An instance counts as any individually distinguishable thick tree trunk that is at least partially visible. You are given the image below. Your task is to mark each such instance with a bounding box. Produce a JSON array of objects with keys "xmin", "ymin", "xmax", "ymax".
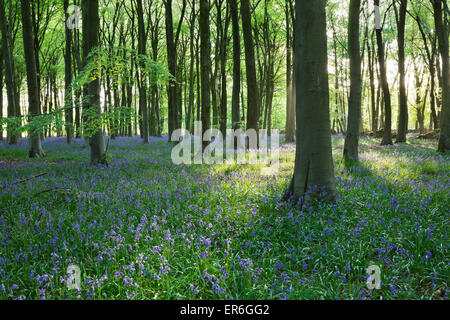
[
  {"xmin": 343, "ymin": 0, "xmax": 362, "ymax": 165},
  {"xmin": 21, "ymin": 0, "xmax": 45, "ymax": 158},
  {"xmin": 285, "ymin": 0, "xmax": 336, "ymax": 205},
  {"xmin": 433, "ymin": 0, "xmax": 450, "ymax": 152},
  {"xmin": 83, "ymin": 0, "xmax": 106, "ymax": 165},
  {"xmin": 374, "ymin": 0, "xmax": 393, "ymax": 145},
  {"xmin": 395, "ymin": 0, "xmax": 408, "ymax": 143}
]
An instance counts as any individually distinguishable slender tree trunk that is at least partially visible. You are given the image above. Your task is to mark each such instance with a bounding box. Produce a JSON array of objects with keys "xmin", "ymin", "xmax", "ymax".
[
  {"xmin": 240, "ymin": 0, "xmax": 259, "ymax": 139},
  {"xmin": 343, "ymin": 0, "xmax": 362, "ymax": 165},
  {"xmin": 0, "ymin": 48, "xmax": 2, "ymax": 141},
  {"xmin": 284, "ymin": 0, "xmax": 336, "ymax": 205},
  {"xmin": 395, "ymin": 0, "xmax": 408, "ymax": 143},
  {"xmin": 136, "ymin": 0, "xmax": 149, "ymax": 143},
  {"xmin": 200, "ymin": 0, "xmax": 211, "ymax": 149},
  {"xmin": 0, "ymin": 0, "xmax": 18, "ymax": 144},
  {"xmin": 21, "ymin": 0, "xmax": 45, "ymax": 158},
  {"xmin": 219, "ymin": 1, "xmax": 230, "ymax": 135},
  {"xmin": 165, "ymin": 0, "xmax": 178, "ymax": 138},
  {"xmin": 229, "ymin": 0, "xmax": 240, "ymax": 134},
  {"xmin": 374, "ymin": 0, "xmax": 393, "ymax": 145},
  {"xmin": 187, "ymin": 1, "xmax": 196, "ymax": 133},
  {"xmin": 64, "ymin": 0, "xmax": 74, "ymax": 144}
]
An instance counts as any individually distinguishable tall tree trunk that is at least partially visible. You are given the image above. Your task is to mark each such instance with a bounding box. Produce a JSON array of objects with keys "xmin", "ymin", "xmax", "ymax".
[
  {"xmin": 240, "ymin": 0, "xmax": 259, "ymax": 139},
  {"xmin": 0, "ymin": 0, "xmax": 18, "ymax": 144},
  {"xmin": 343, "ymin": 0, "xmax": 362, "ymax": 165},
  {"xmin": 0, "ymin": 48, "xmax": 2, "ymax": 141},
  {"xmin": 64, "ymin": 0, "xmax": 74, "ymax": 144},
  {"xmin": 219, "ymin": 1, "xmax": 230, "ymax": 135},
  {"xmin": 433, "ymin": 0, "xmax": 450, "ymax": 152},
  {"xmin": 21, "ymin": 0, "xmax": 45, "ymax": 158},
  {"xmin": 374, "ymin": 0, "xmax": 393, "ymax": 145},
  {"xmin": 229, "ymin": 0, "xmax": 240, "ymax": 134},
  {"xmin": 186, "ymin": 1, "xmax": 196, "ymax": 133},
  {"xmin": 83, "ymin": 0, "xmax": 106, "ymax": 165},
  {"xmin": 200, "ymin": 0, "xmax": 211, "ymax": 149},
  {"xmin": 165, "ymin": 0, "xmax": 178, "ymax": 138},
  {"xmin": 284, "ymin": 0, "xmax": 336, "ymax": 205},
  {"xmin": 136, "ymin": 0, "xmax": 149, "ymax": 143},
  {"xmin": 285, "ymin": 0, "xmax": 295, "ymax": 143},
  {"xmin": 395, "ymin": 0, "xmax": 408, "ymax": 143}
]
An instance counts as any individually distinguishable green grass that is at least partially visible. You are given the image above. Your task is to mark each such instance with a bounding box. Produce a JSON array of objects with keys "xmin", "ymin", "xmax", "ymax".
[{"xmin": 0, "ymin": 135, "xmax": 448, "ymax": 300}]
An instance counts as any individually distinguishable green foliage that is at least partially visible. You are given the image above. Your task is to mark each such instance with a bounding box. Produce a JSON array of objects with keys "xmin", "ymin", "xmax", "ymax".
[{"xmin": 1, "ymin": 45, "xmax": 171, "ymax": 139}]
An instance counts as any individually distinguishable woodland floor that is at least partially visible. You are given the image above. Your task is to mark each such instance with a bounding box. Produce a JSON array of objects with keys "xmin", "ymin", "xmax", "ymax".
[{"xmin": 0, "ymin": 135, "xmax": 448, "ymax": 300}]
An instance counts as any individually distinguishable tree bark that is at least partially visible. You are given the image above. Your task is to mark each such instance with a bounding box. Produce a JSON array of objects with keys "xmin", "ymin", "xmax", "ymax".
[
  {"xmin": 285, "ymin": 0, "xmax": 336, "ymax": 205},
  {"xmin": 240, "ymin": 0, "xmax": 259, "ymax": 138},
  {"xmin": 64, "ymin": 0, "xmax": 74, "ymax": 144},
  {"xmin": 200, "ymin": 0, "xmax": 211, "ymax": 149},
  {"xmin": 229, "ymin": 0, "xmax": 240, "ymax": 135},
  {"xmin": 83, "ymin": 0, "xmax": 106, "ymax": 165},
  {"xmin": 164, "ymin": 0, "xmax": 178, "ymax": 138},
  {"xmin": 395, "ymin": 0, "xmax": 408, "ymax": 143},
  {"xmin": 374, "ymin": 0, "xmax": 393, "ymax": 145},
  {"xmin": 343, "ymin": 0, "xmax": 362, "ymax": 165},
  {"xmin": 285, "ymin": 0, "xmax": 295, "ymax": 143},
  {"xmin": 21, "ymin": 0, "xmax": 45, "ymax": 158},
  {"xmin": 0, "ymin": 0, "xmax": 18, "ymax": 144},
  {"xmin": 136, "ymin": 0, "xmax": 149, "ymax": 143},
  {"xmin": 433, "ymin": 0, "xmax": 450, "ymax": 152}
]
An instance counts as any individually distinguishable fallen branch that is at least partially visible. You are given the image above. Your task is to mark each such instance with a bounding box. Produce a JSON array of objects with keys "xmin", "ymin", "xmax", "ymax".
[
  {"xmin": 3, "ymin": 172, "xmax": 48, "ymax": 189},
  {"xmin": 33, "ymin": 187, "xmax": 71, "ymax": 198}
]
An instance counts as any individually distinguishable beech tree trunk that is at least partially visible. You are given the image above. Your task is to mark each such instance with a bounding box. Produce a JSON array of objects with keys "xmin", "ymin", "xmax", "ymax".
[
  {"xmin": 374, "ymin": 0, "xmax": 393, "ymax": 146},
  {"xmin": 83, "ymin": 0, "xmax": 106, "ymax": 165},
  {"xmin": 200, "ymin": 0, "xmax": 211, "ymax": 149},
  {"xmin": 343, "ymin": 0, "xmax": 362, "ymax": 165},
  {"xmin": 21, "ymin": 0, "xmax": 45, "ymax": 158},
  {"xmin": 395, "ymin": 0, "xmax": 408, "ymax": 143},
  {"xmin": 229, "ymin": 0, "xmax": 240, "ymax": 133},
  {"xmin": 64, "ymin": 0, "xmax": 74, "ymax": 144},
  {"xmin": 284, "ymin": 0, "xmax": 336, "ymax": 205},
  {"xmin": 433, "ymin": 0, "xmax": 450, "ymax": 152},
  {"xmin": 240, "ymin": 0, "xmax": 259, "ymax": 137},
  {"xmin": 136, "ymin": 0, "xmax": 149, "ymax": 143},
  {"xmin": 0, "ymin": 0, "xmax": 18, "ymax": 144}
]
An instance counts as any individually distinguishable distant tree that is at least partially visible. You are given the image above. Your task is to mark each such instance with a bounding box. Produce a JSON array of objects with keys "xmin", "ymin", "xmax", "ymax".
[{"xmin": 284, "ymin": 0, "xmax": 336, "ymax": 205}]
